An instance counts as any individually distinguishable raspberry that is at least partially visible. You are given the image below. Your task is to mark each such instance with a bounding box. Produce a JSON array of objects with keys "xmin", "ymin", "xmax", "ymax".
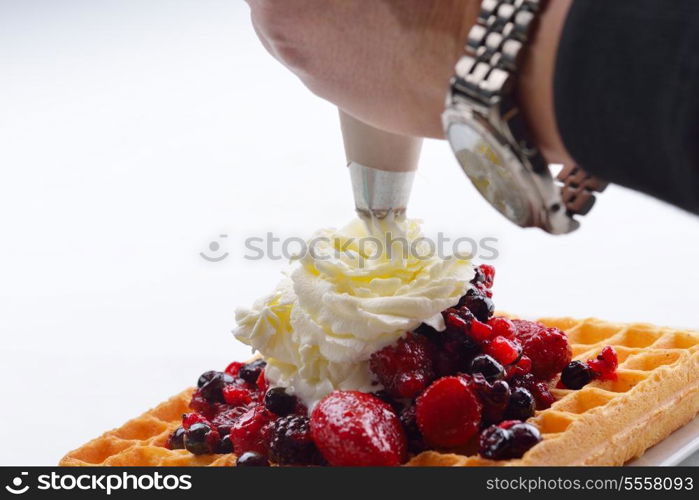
[
  {"xmin": 416, "ymin": 376, "xmax": 482, "ymax": 448},
  {"xmin": 224, "ymin": 361, "xmax": 244, "ymax": 377},
  {"xmin": 269, "ymin": 415, "xmax": 322, "ymax": 466},
  {"xmin": 222, "ymin": 385, "xmax": 253, "ymax": 407},
  {"xmin": 529, "ymin": 381, "xmax": 555, "ymax": 409},
  {"xmin": 587, "ymin": 346, "xmax": 618, "ymax": 381},
  {"xmin": 229, "ymin": 404, "xmax": 274, "ymax": 456},
  {"xmin": 488, "ymin": 317, "xmax": 516, "ymax": 338},
  {"xmin": 484, "ymin": 336, "xmax": 521, "ymax": 365},
  {"xmin": 369, "ymin": 332, "xmax": 435, "ymax": 399},
  {"xmin": 310, "ymin": 391, "xmax": 406, "ymax": 466},
  {"xmin": 512, "ymin": 320, "xmax": 571, "ymax": 380}
]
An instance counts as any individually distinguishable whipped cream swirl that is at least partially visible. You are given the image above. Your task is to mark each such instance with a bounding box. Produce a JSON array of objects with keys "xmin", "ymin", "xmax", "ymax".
[{"xmin": 233, "ymin": 217, "xmax": 474, "ymax": 409}]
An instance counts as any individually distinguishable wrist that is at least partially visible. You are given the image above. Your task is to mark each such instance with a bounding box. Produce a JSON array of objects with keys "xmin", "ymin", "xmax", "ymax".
[{"xmin": 516, "ymin": 0, "xmax": 574, "ymax": 165}]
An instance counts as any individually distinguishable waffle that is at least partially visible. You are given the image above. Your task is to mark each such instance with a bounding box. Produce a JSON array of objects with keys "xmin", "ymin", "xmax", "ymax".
[{"xmin": 60, "ymin": 317, "xmax": 699, "ymax": 466}]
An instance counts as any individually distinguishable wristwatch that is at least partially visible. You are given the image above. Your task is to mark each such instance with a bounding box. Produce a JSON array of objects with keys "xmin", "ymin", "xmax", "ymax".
[{"xmin": 443, "ymin": 0, "xmax": 607, "ymax": 234}]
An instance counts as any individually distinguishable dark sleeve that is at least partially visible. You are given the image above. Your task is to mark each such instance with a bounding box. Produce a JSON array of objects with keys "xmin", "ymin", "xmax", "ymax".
[{"xmin": 553, "ymin": 0, "xmax": 699, "ymax": 214}]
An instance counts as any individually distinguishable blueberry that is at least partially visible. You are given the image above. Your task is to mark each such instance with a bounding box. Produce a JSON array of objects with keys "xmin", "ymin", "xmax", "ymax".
[
  {"xmin": 185, "ymin": 422, "xmax": 217, "ymax": 455},
  {"xmin": 458, "ymin": 289, "xmax": 494, "ymax": 322},
  {"xmin": 478, "ymin": 425, "xmax": 512, "ymax": 459},
  {"xmin": 199, "ymin": 371, "xmax": 236, "ymax": 403},
  {"xmin": 168, "ymin": 426, "xmax": 185, "ymax": 450},
  {"xmin": 505, "ymin": 387, "xmax": 535, "ymax": 421},
  {"xmin": 236, "ymin": 451, "xmax": 270, "ymax": 467},
  {"xmin": 239, "ymin": 359, "xmax": 267, "ymax": 384},
  {"xmin": 216, "ymin": 434, "xmax": 233, "ymax": 454},
  {"xmin": 469, "ymin": 354, "xmax": 504, "ymax": 382},
  {"xmin": 561, "ymin": 360, "xmax": 593, "ymax": 390},
  {"xmin": 197, "ymin": 370, "xmax": 217, "ymax": 388},
  {"xmin": 478, "ymin": 422, "xmax": 541, "ymax": 460},
  {"xmin": 508, "ymin": 423, "xmax": 541, "ymax": 457},
  {"xmin": 264, "ymin": 387, "xmax": 298, "ymax": 416}
]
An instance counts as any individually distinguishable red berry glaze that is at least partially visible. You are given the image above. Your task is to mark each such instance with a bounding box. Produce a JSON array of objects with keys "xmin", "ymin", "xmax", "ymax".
[
  {"xmin": 416, "ymin": 376, "xmax": 482, "ymax": 448},
  {"xmin": 222, "ymin": 385, "xmax": 253, "ymax": 407},
  {"xmin": 369, "ymin": 332, "xmax": 435, "ymax": 399},
  {"xmin": 310, "ymin": 391, "xmax": 406, "ymax": 466},
  {"xmin": 229, "ymin": 404, "xmax": 274, "ymax": 456},
  {"xmin": 182, "ymin": 412, "xmax": 208, "ymax": 430},
  {"xmin": 484, "ymin": 336, "xmax": 521, "ymax": 365}
]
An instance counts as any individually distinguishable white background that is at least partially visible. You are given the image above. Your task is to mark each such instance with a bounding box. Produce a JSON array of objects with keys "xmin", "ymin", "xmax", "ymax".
[{"xmin": 0, "ymin": 0, "xmax": 697, "ymax": 465}]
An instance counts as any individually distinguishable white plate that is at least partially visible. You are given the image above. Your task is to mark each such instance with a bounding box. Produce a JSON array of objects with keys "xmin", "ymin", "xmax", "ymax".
[{"xmin": 627, "ymin": 417, "xmax": 699, "ymax": 466}]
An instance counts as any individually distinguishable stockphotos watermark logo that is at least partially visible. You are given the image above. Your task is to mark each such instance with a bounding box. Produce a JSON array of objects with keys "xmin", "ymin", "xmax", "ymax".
[
  {"xmin": 3, "ymin": 471, "xmax": 192, "ymax": 495},
  {"xmin": 199, "ymin": 231, "xmax": 499, "ymax": 265}
]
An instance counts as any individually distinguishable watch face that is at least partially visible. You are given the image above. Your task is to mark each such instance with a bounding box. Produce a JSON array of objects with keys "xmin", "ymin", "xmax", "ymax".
[{"xmin": 447, "ymin": 121, "xmax": 532, "ymax": 227}]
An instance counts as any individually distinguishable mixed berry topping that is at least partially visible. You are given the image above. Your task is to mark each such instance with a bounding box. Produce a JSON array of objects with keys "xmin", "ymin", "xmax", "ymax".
[
  {"xmin": 165, "ymin": 264, "xmax": 579, "ymax": 465},
  {"xmin": 560, "ymin": 346, "xmax": 618, "ymax": 389}
]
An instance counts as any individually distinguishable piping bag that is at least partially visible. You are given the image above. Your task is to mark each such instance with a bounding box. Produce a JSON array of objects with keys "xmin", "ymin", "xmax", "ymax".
[{"xmin": 340, "ymin": 110, "xmax": 422, "ymax": 227}]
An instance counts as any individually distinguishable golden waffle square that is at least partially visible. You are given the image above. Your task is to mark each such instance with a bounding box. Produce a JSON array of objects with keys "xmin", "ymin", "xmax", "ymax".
[{"xmin": 60, "ymin": 318, "xmax": 699, "ymax": 466}]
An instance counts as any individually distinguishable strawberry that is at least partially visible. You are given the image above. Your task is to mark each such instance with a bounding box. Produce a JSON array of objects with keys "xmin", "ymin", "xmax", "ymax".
[
  {"xmin": 415, "ymin": 376, "xmax": 482, "ymax": 448},
  {"xmin": 310, "ymin": 391, "xmax": 406, "ymax": 466}
]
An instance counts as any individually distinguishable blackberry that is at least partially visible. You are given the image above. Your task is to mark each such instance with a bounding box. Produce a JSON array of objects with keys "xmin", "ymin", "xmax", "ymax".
[
  {"xmin": 504, "ymin": 387, "xmax": 535, "ymax": 421},
  {"xmin": 168, "ymin": 426, "xmax": 185, "ymax": 450},
  {"xmin": 199, "ymin": 371, "xmax": 236, "ymax": 403},
  {"xmin": 458, "ymin": 289, "xmax": 494, "ymax": 322},
  {"xmin": 264, "ymin": 387, "xmax": 298, "ymax": 416},
  {"xmin": 561, "ymin": 360, "xmax": 593, "ymax": 389},
  {"xmin": 185, "ymin": 422, "xmax": 219, "ymax": 455},
  {"xmin": 268, "ymin": 415, "xmax": 322, "ymax": 466},
  {"xmin": 236, "ymin": 451, "xmax": 270, "ymax": 467},
  {"xmin": 469, "ymin": 354, "xmax": 504, "ymax": 382},
  {"xmin": 239, "ymin": 359, "xmax": 267, "ymax": 385},
  {"xmin": 399, "ymin": 404, "xmax": 426, "ymax": 454}
]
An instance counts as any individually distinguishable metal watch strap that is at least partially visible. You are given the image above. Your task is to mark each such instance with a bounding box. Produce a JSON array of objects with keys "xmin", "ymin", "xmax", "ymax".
[{"xmin": 451, "ymin": 0, "xmax": 608, "ymax": 217}]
